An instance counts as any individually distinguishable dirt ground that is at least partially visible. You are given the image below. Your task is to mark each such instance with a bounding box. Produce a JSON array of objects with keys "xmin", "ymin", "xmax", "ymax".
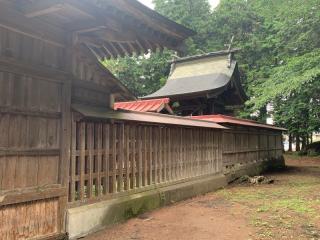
[{"xmin": 84, "ymin": 154, "xmax": 320, "ymax": 240}]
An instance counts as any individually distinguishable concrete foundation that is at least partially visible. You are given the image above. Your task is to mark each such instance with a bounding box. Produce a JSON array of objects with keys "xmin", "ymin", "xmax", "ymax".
[
  {"xmin": 66, "ymin": 157, "xmax": 285, "ymax": 239},
  {"xmin": 67, "ymin": 174, "xmax": 227, "ymax": 239}
]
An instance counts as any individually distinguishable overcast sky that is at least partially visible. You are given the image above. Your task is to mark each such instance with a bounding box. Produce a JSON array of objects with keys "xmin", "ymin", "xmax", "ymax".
[{"xmin": 138, "ymin": 0, "xmax": 220, "ymax": 10}]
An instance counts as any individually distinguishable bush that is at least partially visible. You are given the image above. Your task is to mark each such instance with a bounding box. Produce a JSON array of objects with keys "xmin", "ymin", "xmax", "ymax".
[{"xmin": 306, "ymin": 141, "xmax": 320, "ymax": 156}]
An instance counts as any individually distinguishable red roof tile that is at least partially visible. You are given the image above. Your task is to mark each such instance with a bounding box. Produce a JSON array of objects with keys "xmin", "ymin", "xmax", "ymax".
[
  {"xmin": 114, "ymin": 98, "xmax": 173, "ymax": 114},
  {"xmin": 190, "ymin": 114, "xmax": 286, "ymax": 131}
]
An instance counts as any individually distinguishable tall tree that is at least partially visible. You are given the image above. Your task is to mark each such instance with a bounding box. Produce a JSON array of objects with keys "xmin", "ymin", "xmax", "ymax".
[{"xmin": 103, "ymin": 0, "xmax": 320, "ymax": 150}]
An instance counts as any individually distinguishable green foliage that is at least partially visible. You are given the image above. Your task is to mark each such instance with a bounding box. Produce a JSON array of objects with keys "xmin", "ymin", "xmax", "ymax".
[
  {"xmin": 103, "ymin": 0, "xmax": 320, "ymax": 146},
  {"xmin": 103, "ymin": 50, "xmax": 172, "ymax": 97}
]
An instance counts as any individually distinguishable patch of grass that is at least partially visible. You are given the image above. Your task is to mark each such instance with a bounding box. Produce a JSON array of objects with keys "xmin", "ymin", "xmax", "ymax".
[
  {"xmin": 218, "ymin": 159, "xmax": 320, "ymax": 240},
  {"xmin": 273, "ymin": 198, "xmax": 316, "ymax": 214}
]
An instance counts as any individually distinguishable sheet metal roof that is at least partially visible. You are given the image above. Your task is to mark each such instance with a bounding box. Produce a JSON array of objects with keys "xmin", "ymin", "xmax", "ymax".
[
  {"xmin": 191, "ymin": 115, "xmax": 286, "ymax": 131},
  {"xmin": 72, "ymin": 104, "xmax": 226, "ymax": 129},
  {"xmin": 143, "ymin": 52, "xmax": 247, "ymax": 101},
  {"xmin": 114, "ymin": 98, "xmax": 173, "ymax": 114}
]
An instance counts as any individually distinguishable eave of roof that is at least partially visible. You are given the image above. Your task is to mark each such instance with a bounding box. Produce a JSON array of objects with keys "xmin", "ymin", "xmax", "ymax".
[
  {"xmin": 119, "ymin": 0, "xmax": 196, "ymax": 38},
  {"xmin": 142, "ymin": 59, "xmax": 238, "ymax": 100},
  {"xmin": 3, "ymin": 0, "xmax": 195, "ymax": 59},
  {"xmin": 114, "ymin": 98, "xmax": 173, "ymax": 113},
  {"xmin": 72, "ymin": 104, "xmax": 227, "ymax": 129},
  {"xmin": 191, "ymin": 115, "xmax": 287, "ymax": 131}
]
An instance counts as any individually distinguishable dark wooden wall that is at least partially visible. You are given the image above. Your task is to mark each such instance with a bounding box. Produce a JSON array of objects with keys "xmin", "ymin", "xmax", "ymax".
[
  {"xmin": 0, "ymin": 16, "xmax": 70, "ymax": 239},
  {"xmin": 0, "ymin": 9, "xmax": 133, "ymax": 237}
]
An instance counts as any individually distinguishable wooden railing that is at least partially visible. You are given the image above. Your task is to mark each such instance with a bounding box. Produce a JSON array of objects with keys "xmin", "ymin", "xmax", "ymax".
[{"xmin": 68, "ymin": 120, "xmax": 222, "ymax": 203}]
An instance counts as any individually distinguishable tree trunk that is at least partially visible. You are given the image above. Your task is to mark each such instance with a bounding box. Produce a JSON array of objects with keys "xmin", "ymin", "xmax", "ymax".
[
  {"xmin": 288, "ymin": 134, "xmax": 293, "ymax": 152},
  {"xmin": 302, "ymin": 135, "xmax": 306, "ymax": 151},
  {"xmin": 296, "ymin": 135, "xmax": 301, "ymax": 152}
]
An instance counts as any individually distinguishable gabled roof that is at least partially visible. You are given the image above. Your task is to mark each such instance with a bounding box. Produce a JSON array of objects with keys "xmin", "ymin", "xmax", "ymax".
[
  {"xmin": 190, "ymin": 115, "xmax": 286, "ymax": 131},
  {"xmin": 114, "ymin": 98, "xmax": 173, "ymax": 114},
  {"xmin": 73, "ymin": 104, "xmax": 227, "ymax": 129},
  {"xmin": 142, "ymin": 50, "xmax": 247, "ymax": 102}
]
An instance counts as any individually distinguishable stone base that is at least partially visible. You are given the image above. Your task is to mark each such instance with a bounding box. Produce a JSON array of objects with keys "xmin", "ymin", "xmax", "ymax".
[{"xmin": 67, "ymin": 174, "xmax": 227, "ymax": 239}]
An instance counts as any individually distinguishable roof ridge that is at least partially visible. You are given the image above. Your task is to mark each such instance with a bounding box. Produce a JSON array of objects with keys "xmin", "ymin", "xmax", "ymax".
[{"xmin": 170, "ymin": 48, "xmax": 241, "ymax": 64}]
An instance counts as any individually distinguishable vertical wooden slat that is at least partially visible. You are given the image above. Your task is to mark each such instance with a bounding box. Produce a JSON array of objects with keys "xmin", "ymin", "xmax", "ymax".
[
  {"xmin": 79, "ymin": 122, "xmax": 85, "ymax": 200},
  {"xmin": 125, "ymin": 125, "xmax": 130, "ymax": 191},
  {"xmin": 70, "ymin": 119, "xmax": 76, "ymax": 202},
  {"xmin": 154, "ymin": 127, "xmax": 158, "ymax": 184},
  {"xmin": 148, "ymin": 127, "xmax": 152, "ymax": 185},
  {"xmin": 163, "ymin": 127, "xmax": 167, "ymax": 182},
  {"xmin": 180, "ymin": 128, "xmax": 183, "ymax": 179},
  {"xmin": 96, "ymin": 123, "xmax": 102, "ymax": 196},
  {"xmin": 143, "ymin": 126, "xmax": 148, "ymax": 186},
  {"xmin": 87, "ymin": 123, "xmax": 93, "ymax": 199},
  {"xmin": 172, "ymin": 129, "xmax": 176, "ymax": 180},
  {"xmin": 104, "ymin": 124, "xmax": 110, "ymax": 194},
  {"xmin": 119, "ymin": 123, "xmax": 124, "ymax": 192},
  {"xmin": 158, "ymin": 127, "xmax": 163, "ymax": 183},
  {"xmin": 168, "ymin": 128, "xmax": 172, "ymax": 181},
  {"xmin": 137, "ymin": 126, "xmax": 142, "ymax": 187},
  {"xmin": 198, "ymin": 129, "xmax": 201, "ymax": 176},
  {"xmin": 112, "ymin": 123, "xmax": 117, "ymax": 193},
  {"xmin": 131, "ymin": 125, "xmax": 136, "ymax": 189}
]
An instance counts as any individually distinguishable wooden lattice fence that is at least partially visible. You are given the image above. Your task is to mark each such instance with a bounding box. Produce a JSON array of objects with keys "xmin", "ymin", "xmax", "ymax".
[{"xmin": 68, "ymin": 119, "xmax": 222, "ymax": 204}]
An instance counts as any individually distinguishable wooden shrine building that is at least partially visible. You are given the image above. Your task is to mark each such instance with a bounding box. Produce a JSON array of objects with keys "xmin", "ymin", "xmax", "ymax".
[
  {"xmin": 143, "ymin": 50, "xmax": 248, "ymax": 116},
  {"xmin": 0, "ymin": 1, "xmax": 196, "ymax": 239}
]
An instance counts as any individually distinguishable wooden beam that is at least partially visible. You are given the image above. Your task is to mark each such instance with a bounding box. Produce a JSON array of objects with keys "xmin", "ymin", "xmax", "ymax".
[
  {"xmin": 103, "ymin": 42, "xmax": 118, "ymax": 58},
  {"xmin": 66, "ymin": 0, "xmax": 180, "ymax": 51},
  {"xmin": 0, "ymin": 186, "xmax": 67, "ymax": 207},
  {"xmin": 110, "ymin": 42, "xmax": 125, "ymax": 57},
  {"xmin": 93, "ymin": 28, "xmax": 137, "ymax": 43},
  {"xmin": 0, "ymin": 2, "xmax": 67, "ymax": 47},
  {"xmin": 22, "ymin": 1, "xmax": 65, "ymax": 18},
  {"xmin": 135, "ymin": 40, "xmax": 148, "ymax": 54},
  {"xmin": 101, "ymin": 46, "xmax": 112, "ymax": 59},
  {"xmin": 118, "ymin": 42, "xmax": 131, "ymax": 56},
  {"xmin": 0, "ymin": 56, "xmax": 69, "ymax": 83}
]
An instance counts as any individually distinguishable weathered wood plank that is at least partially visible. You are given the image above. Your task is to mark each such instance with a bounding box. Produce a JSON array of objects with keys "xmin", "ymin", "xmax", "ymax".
[
  {"xmin": 137, "ymin": 126, "xmax": 142, "ymax": 187},
  {"xmin": 125, "ymin": 125, "xmax": 130, "ymax": 191},
  {"xmin": 79, "ymin": 122, "xmax": 85, "ymax": 200},
  {"xmin": 87, "ymin": 123, "xmax": 93, "ymax": 199},
  {"xmin": 103, "ymin": 124, "xmax": 110, "ymax": 194},
  {"xmin": 111, "ymin": 123, "xmax": 117, "ymax": 193},
  {"xmin": 131, "ymin": 125, "xmax": 136, "ymax": 189}
]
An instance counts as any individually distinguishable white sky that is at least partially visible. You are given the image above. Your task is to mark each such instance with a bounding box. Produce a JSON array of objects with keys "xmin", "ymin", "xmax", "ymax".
[{"xmin": 138, "ymin": 0, "xmax": 220, "ymax": 10}]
